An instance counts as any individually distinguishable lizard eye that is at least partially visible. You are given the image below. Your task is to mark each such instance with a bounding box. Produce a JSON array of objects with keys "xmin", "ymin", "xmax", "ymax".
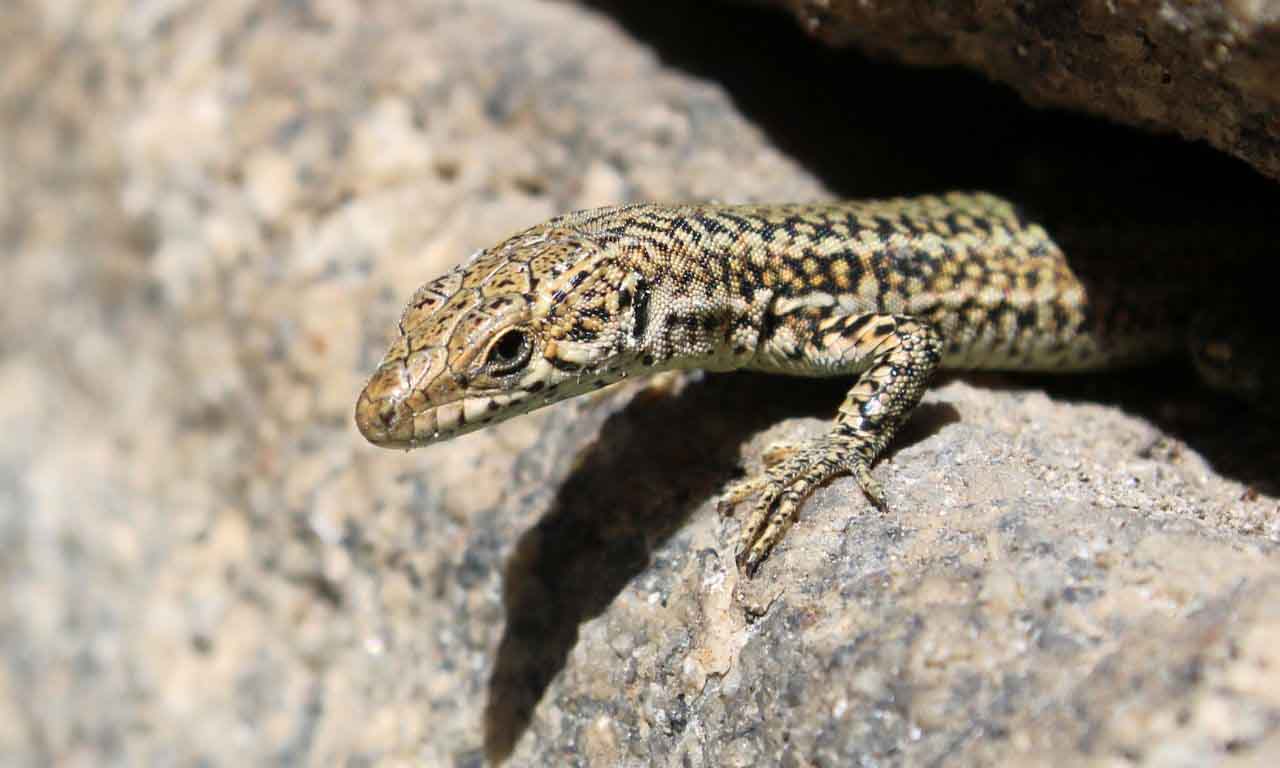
[{"xmin": 486, "ymin": 329, "xmax": 532, "ymax": 374}]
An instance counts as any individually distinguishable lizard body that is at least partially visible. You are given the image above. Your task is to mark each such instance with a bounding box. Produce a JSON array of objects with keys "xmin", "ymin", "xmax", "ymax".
[{"xmin": 355, "ymin": 192, "xmax": 1264, "ymax": 574}]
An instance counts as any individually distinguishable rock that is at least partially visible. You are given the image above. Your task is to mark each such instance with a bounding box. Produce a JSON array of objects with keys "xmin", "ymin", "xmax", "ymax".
[
  {"xmin": 762, "ymin": 0, "xmax": 1280, "ymax": 181},
  {"xmin": 2, "ymin": 0, "xmax": 1278, "ymax": 766}
]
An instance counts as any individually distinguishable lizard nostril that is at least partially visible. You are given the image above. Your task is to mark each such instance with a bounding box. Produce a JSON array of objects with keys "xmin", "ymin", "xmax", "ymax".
[
  {"xmin": 378, "ymin": 403, "xmax": 396, "ymax": 427},
  {"xmin": 356, "ymin": 390, "xmax": 412, "ymax": 446}
]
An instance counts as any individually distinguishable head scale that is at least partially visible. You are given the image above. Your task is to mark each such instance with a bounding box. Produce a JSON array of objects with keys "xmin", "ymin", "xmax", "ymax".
[{"xmin": 355, "ymin": 218, "xmax": 646, "ymax": 448}]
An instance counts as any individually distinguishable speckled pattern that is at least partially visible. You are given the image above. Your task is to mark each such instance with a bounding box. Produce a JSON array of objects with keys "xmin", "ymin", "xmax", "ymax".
[{"xmin": 357, "ymin": 192, "xmax": 1261, "ymax": 573}]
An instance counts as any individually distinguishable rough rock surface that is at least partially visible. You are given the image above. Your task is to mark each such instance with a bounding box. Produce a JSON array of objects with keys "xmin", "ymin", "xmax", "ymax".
[
  {"xmin": 763, "ymin": 0, "xmax": 1280, "ymax": 181},
  {"xmin": 2, "ymin": 1, "xmax": 1279, "ymax": 766}
]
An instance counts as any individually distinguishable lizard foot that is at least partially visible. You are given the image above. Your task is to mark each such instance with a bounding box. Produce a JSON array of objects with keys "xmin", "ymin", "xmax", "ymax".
[
  {"xmin": 717, "ymin": 441, "xmax": 803, "ymax": 517},
  {"xmin": 721, "ymin": 435, "xmax": 885, "ymax": 576}
]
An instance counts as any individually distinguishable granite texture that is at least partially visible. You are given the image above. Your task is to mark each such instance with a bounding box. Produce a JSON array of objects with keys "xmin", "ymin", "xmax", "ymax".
[
  {"xmin": 764, "ymin": 0, "xmax": 1280, "ymax": 181},
  {"xmin": 2, "ymin": 1, "xmax": 1279, "ymax": 766}
]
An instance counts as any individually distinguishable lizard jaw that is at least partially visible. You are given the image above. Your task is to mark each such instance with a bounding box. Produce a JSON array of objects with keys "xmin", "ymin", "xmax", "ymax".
[{"xmin": 356, "ymin": 359, "xmax": 537, "ymax": 448}]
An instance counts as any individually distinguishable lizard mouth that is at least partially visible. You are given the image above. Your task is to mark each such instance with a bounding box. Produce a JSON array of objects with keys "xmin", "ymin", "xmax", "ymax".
[{"xmin": 355, "ymin": 360, "xmax": 516, "ymax": 448}]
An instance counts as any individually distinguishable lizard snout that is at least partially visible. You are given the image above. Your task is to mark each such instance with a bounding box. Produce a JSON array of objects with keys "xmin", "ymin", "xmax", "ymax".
[{"xmin": 355, "ymin": 361, "xmax": 416, "ymax": 447}]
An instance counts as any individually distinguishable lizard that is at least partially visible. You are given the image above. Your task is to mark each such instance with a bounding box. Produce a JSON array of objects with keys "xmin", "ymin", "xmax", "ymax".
[{"xmin": 354, "ymin": 192, "xmax": 1273, "ymax": 575}]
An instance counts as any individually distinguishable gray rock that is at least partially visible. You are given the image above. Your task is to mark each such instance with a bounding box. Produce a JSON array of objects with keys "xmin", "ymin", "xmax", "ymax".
[
  {"xmin": 1, "ymin": 1, "xmax": 1277, "ymax": 766},
  {"xmin": 762, "ymin": 0, "xmax": 1280, "ymax": 181}
]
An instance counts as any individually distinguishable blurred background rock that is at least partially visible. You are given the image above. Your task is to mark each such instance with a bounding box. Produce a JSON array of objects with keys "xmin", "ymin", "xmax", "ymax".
[{"xmin": 2, "ymin": 1, "xmax": 1278, "ymax": 765}]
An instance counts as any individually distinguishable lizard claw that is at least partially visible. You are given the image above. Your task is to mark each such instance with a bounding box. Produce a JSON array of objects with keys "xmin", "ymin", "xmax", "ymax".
[{"xmin": 725, "ymin": 436, "xmax": 882, "ymax": 576}]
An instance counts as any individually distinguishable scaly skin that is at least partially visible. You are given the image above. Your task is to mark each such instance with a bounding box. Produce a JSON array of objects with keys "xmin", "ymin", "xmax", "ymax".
[{"xmin": 354, "ymin": 192, "xmax": 1249, "ymax": 575}]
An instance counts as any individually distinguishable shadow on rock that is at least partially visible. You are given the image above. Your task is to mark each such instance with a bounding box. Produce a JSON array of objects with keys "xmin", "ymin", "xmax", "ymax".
[
  {"xmin": 583, "ymin": 0, "xmax": 1278, "ymax": 211},
  {"xmin": 481, "ymin": 372, "xmax": 955, "ymax": 762}
]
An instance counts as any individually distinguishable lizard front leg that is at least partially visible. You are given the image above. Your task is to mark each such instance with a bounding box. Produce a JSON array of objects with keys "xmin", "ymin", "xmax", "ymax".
[{"xmin": 722, "ymin": 312, "xmax": 943, "ymax": 575}]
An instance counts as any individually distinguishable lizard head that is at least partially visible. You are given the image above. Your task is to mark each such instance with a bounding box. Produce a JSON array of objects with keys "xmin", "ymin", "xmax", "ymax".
[{"xmin": 355, "ymin": 217, "xmax": 648, "ymax": 448}]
